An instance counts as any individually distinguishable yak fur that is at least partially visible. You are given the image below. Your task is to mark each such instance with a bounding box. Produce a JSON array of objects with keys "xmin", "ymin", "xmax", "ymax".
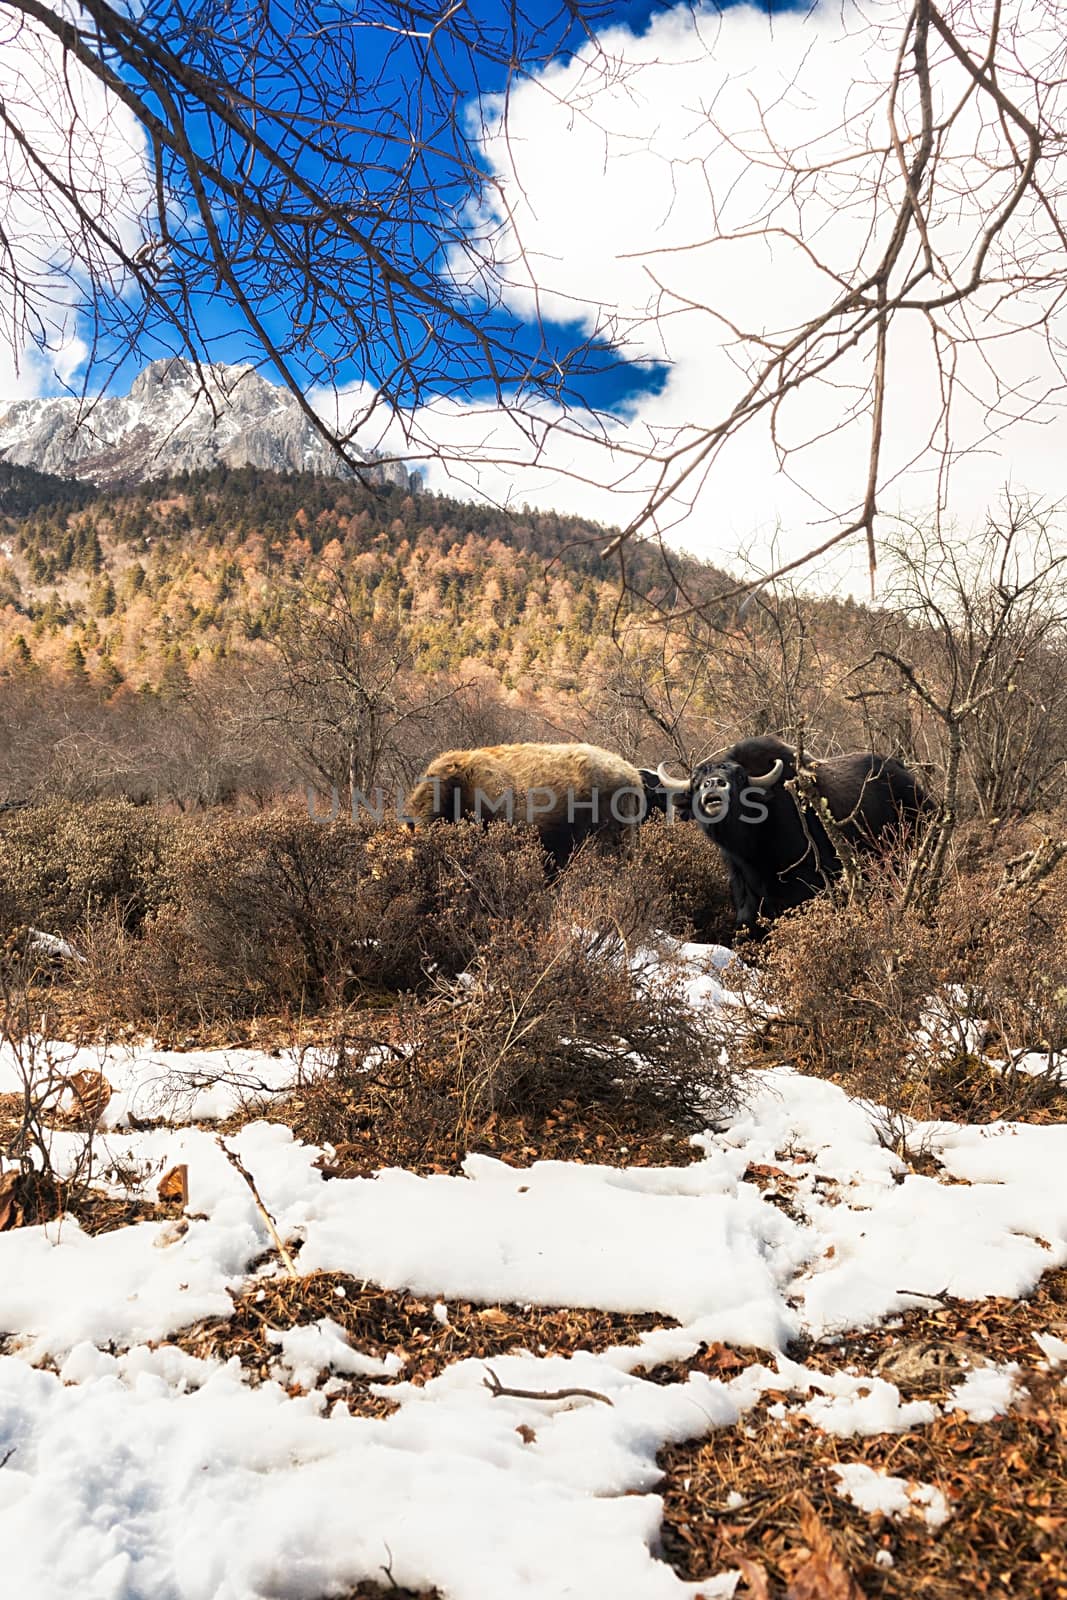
[
  {"xmin": 685, "ymin": 734, "xmax": 930, "ymax": 932},
  {"xmin": 405, "ymin": 741, "xmax": 647, "ymax": 866}
]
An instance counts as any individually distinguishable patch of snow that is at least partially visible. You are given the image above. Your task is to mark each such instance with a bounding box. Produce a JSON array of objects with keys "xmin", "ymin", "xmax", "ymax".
[
  {"xmin": 724, "ymin": 1357, "xmax": 938, "ymax": 1436},
  {"xmin": 948, "ymin": 1362, "xmax": 1023, "ymax": 1421},
  {"xmin": 0, "ymin": 1022, "xmax": 1063, "ymax": 1600},
  {"xmin": 0, "ymin": 1347, "xmax": 732, "ymax": 1600},
  {"xmin": 0, "ymin": 1124, "xmax": 322, "ymax": 1361},
  {"xmin": 674, "ymin": 939, "xmax": 742, "ymax": 1010},
  {"xmin": 3, "ymin": 1069, "xmax": 1066, "ymax": 1377},
  {"xmin": 1000, "ymin": 1051, "xmax": 1065, "ymax": 1082},
  {"xmin": 295, "ymin": 1146, "xmax": 805, "ymax": 1348},
  {"xmin": 1034, "ymin": 1331, "xmax": 1067, "ymax": 1367},
  {"xmin": 26, "ymin": 928, "xmax": 84, "ymax": 964},
  {"xmin": 0, "ymin": 1038, "xmax": 301, "ymax": 1126},
  {"xmin": 832, "ymin": 1462, "xmax": 950, "ymax": 1526},
  {"xmin": 932, "ymin": 1118, "xmax": 1067, "ymax": 1197},
  {"xmin": 267, "ymin": 1319, "xmax": 404, "ymax": 1388},
  {"xmin": 0, "ymin": 1213, "xmax": 255, "ymax": 1365}
]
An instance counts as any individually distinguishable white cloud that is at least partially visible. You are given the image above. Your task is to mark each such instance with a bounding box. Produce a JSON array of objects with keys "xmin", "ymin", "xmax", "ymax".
[
  {"xmin": 4, "ymin": 0, "xmax": 1062, "ymax": 596},
  {"xmin": 0, "ymin": 4, "xmax": 152, "ymax": 398},
  {"xmin": 346, "ymin": 0, "xmax": 1067, "ymax": 593}
]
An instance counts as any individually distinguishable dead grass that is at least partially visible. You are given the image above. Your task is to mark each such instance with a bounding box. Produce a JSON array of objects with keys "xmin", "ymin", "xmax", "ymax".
[
  {"xmin": 336, "ymin": 1586, "xmax": 440, "ymax": 1600},
  {"xmin": 282, "ymin": 1046, "xmax": 712, "ymax": 1177},
  {"xmin": 652, "ymin": 1267, "xmax": 1067, "ymax": 1600},
  {"xmin": 263, "ymin": 911, "xmax": 737, "ymax": 1164},
  {"xmin": 172, "ymin": 1269, "xmax": 676, "ymax": 1417},
  {"xmin": 732, "ymin": 862, "xmax": 1067, "ymax": 1130},
  {"xmin": 659, "ymin": 1368, "xmax": 1067, "ymax": 1599}
]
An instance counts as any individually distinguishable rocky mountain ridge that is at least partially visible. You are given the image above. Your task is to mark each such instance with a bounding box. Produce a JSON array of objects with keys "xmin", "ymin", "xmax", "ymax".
[{"xmin": 0, "ymin": 359, "xmax": 418, "ymax": 491}]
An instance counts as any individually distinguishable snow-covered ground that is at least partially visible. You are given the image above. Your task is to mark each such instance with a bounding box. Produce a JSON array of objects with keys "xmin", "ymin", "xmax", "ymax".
[
  {"xmin": 1, "ymin": 946, "xmax": 1065, "ymax": 1599},
  {"xmin": 0, "ymin": 1037, "xmax": 304, "ymax": 1129}
]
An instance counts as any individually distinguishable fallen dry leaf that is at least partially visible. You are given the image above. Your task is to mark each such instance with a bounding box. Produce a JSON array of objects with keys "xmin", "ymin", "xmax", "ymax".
[
  {"xmin": 67, "ymin": 1069, "xmax": 112, "ymax": 1125},
  {"xmin": 730, "ymin": 1554, "xmax": 770, "ymax": 1599},
  {"xmin": 158, "ymin": 1164, "xmax": 189, "ymax": 1206},
  {"xmin": 783, "ymin": 1501, "xmax": 864, "ymax": 1600},
  {"xmin": 696, "ymin": 1341, "xmax": 750, "ymax": 1376},
  {"xmin": 154, "ymin": 1218, "xmax": 190, "ymax": 1249},
  {"xmin": 0, "ymin": 1168, "xmax": 22, "ymax": 1232}
]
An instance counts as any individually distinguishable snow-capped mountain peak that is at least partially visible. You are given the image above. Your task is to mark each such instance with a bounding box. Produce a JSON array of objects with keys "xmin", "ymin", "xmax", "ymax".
[{"xmin": 0, "ymin": 359, "xmax": 416, "ymax": 490}]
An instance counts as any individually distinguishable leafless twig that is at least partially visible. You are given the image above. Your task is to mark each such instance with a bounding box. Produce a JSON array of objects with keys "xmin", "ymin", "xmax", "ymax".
[
  {"xmin": 216, "ymin": 1136, "xmax": 298, "ymax": 1276},
  {"xmin": 482, "ymin": 1365, "xmax": 614, "ymax": 1406}
]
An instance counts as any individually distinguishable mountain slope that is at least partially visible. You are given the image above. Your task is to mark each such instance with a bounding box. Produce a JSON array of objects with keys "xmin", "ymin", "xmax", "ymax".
[
  {"xmin": 0, "ymin": 464, "xmax": 761, "ymax": 717},
  {"xmin": 0, "ymin": 360, "xmax": 417, "ymax": 491}
]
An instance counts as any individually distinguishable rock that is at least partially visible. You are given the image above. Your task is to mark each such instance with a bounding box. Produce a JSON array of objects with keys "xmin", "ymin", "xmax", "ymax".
[{"xmin": 0, "ymin": 359, "xmax": 420, "ymax": 492}]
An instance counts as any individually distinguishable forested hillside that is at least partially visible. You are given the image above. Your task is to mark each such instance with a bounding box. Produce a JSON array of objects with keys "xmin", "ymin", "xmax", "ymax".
[
  {"xmin": 1, "ymin": 464, "xmax": 1064, "ymax": 834},
  {"xmin": 0, "ymin": 463, "xmax": 706, "ymax": 682}
]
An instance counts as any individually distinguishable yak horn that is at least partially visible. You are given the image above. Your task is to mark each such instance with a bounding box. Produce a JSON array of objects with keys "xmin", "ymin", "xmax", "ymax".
[
  {"xmin": 747, "ymin": 758, "xmax": 785, "ymax": 790},
  {"xmin": 656, "ymin": 762, "xmax": 692, "ymax": 794}
]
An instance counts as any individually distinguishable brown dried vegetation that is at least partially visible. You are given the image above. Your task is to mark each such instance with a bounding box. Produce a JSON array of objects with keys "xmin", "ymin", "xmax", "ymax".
[
  {"xmin": 736, "ymin": 851, "xmax": 1067, "ymax": 1130},
  {"xmin": 173, "ymin": 1269, "xmax": 675, "ymax": 1414},
  {"xmin": 281, "ymin": 906, "xmax": 735, "ymax": 1161},
  {"xmin": 657, "ymin": 1270, "xmax": 1067, "ymax": 1600}
]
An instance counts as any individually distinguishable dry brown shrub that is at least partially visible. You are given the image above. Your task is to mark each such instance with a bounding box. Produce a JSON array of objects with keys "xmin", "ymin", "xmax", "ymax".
[
  {"xmin": 289, "ymin": 911, "xmax": 738, "ymax": 1158},
  {"xmin": 0, "ymin": 800, "xmax": 172, "ymax": 936},
  {"xmin": 626, "ymin": 816, "xmax": 735, "ymax": 945},
  {"xmin": 935, "ymin": 860, "xmax": 1067, "ymax": 1069},
  {"xmin": 79, "ymin": 809, "xmax": 368, "ymax": 1027},
  {"xmin": 78, "ymin": 814, "xmax": 553, "ymax": 1029},
  {"xmin": 352, "ymin": 819, "xmax": 551, "ymax": 988},
  {"xmin": 55, "ymin": 803, "xmax": 733, "ymax": 1039},
  {"xmin": 401, "ymin": 923, "xmax": 724, "ymax": 1134},
  {"xmin": 746, "ymin": 858, "xmax": 1067, "ymax": 1135},
  {"xmin": 0, "ymin": 941, "xmax": 103, "ymax": 1219}
]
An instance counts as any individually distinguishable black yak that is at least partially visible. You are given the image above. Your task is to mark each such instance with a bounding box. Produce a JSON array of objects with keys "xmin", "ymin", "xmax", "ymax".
[
  {"xmin": 657, "ymin": 735, "xmax": 930, "ymax": 932},
  {"xmin": 405, "ymin": 741, "xmax": 648, "ymax": 867}
]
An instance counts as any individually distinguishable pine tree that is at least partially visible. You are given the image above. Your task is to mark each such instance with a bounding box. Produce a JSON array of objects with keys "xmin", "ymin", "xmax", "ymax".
[
  {"xmin": 64, "ymin": 639, "xmax": 88, "ymax": 680},
  {"xmin": 158, "ymin": 647, "xmax": 190, "ymax": 702},
  {"xmin": 98, "ymin": 659, "xmax": 124, "ymax": 698},
  {"xmin": 78, "ymin": 527, "xmax": 104, "ymax": 572},
  {"xmin": 55, "ymin": 531, "xmax": 75, "ymax": 571},
  {"xmin": 124, "ymin": 562, "xmax": 147, "ymax": 598},
  {"xmin": 92, "ymin": 574, "xmax": 117, "ymax": 615}
]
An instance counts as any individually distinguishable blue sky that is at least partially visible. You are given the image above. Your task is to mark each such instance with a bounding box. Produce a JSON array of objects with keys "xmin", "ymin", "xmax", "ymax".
[
  {"xmin": 14, "ymin": 0, "xmax": 1064, "ymax": 586},
  {"xmin": 101, "ymin": 0, "xmax": 805, "ymax": 418}
]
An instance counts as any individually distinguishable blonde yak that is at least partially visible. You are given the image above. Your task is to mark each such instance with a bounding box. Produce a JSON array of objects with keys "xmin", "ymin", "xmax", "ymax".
[{"xmin": 404, "ymin": 741, "xmax": 649, "ymax": 866}]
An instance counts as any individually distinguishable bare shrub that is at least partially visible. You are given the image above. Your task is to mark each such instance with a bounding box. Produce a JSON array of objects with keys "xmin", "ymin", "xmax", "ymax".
[
  {"xmin": 353, "ymin": 821, "xmax": 552, "ymax": 991},
  {"xmin": 624, "ymin": 817, "xmax": 736, "ymax": 946},
  {"xmin": 0, "ymin": 800, "xmax": 173, "ymax": 936},
  {"xmin": 79, "ymin": 813, "xmax": 552, "ymax": 1030},
  {"xmin": 80, "ymin": 809, "xmax": 369, "ymax": 1027},
  {"xmin": 290, "ymin": 912, "xmax": 738, "ymax": 1161},
  {"xmin": 62, "ymin": 803, "xmax": 733, "ymax": 1043},
  {"xmin": 935, "ymin": 862, "xmax": 1067, "ymax": 1077},
  {"xmin": 265, "ymin": 565, "xmax": 475, "ymax": 803},
  {"xmin": 404, "ymin": 925, "xmax": 729, "ymax": 1134},
  {"xmin": 0, "ymin": 939, "xmax": 101, "ymax": 1223},
  {"xmin": 848, "ymin": 508, "xmax": 1067, "ymax": 912},
  {"xmin": 745, "ymin": 860, "xmax": 1067, "ymax": 1142}
]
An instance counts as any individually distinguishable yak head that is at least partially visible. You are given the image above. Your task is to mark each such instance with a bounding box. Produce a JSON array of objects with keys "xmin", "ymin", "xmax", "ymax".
[{"xmin": 656, "ymin": 739, "xmax": 791, "ymax": 832}]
